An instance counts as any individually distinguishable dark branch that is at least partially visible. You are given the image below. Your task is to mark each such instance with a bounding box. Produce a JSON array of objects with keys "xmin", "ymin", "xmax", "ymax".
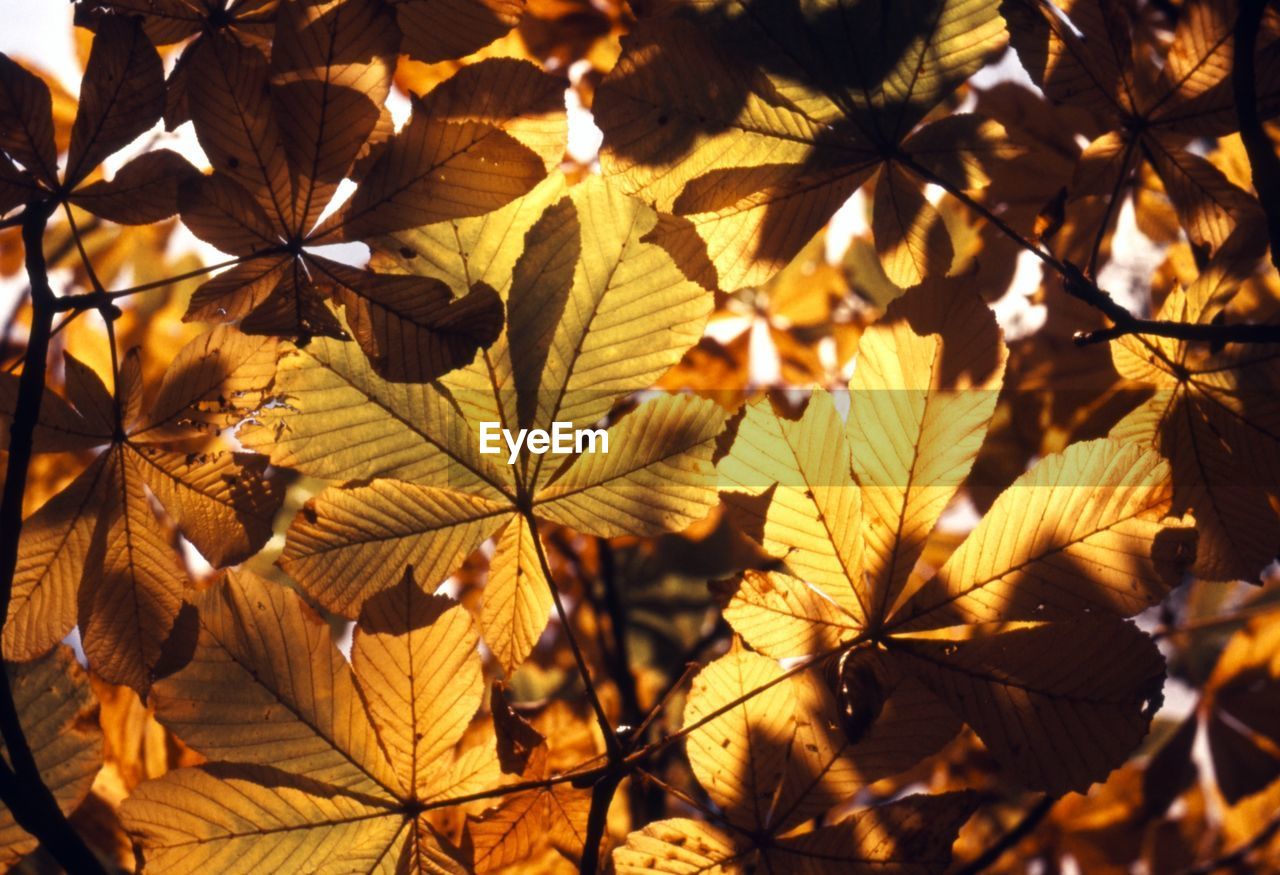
[
  {"xmin": 904, "ymin": 157, "xmax": 1280, "ymax": 347},
  {"xmin": 953, "ymin": 794, "xmax": 1056, "ymax": 875},
  {"xmin": 1235, "ymin": 0, "xmax": 1280, "ymax": 273},
  {"xmin": 1180, "ymin": 810, "xmax": 1280, "ymax": 875},
  {"xmin": 579, "ymin": 771, "xmax": 623, "ymax": 875},
  {"xmin": 0, "ymin": 199, "xmax": 108, "ymax": 875}
]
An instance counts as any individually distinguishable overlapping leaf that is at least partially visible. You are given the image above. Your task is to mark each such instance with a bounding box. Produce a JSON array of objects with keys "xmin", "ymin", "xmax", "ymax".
[
  {"xmin": 120, "ymin": 569, "xmax": 531, "ymax": 873},
  {"xmin": 0, "ymin": 647, "xmax": 102, "ymax": 868},
  {"xmin": 175, "ymin": 0, "xmax": 562, "ymax": 380},
  {"xmin": 1, "ymin": 17, "xmax": 197, "ymax": 223},
  {"xmin": 1008, "ymin": 0, "xmax": 1279, "ymax": 259},
  {"xmin": 717, "ymin": 281, "xmax": 1193, "ymax": 794},
  {"xmin": 1110, "ymin": 263, "xmax": 1280, "ymax": 581},
  {"xmin": 244, "ymin": 175, "xmax": 722, "ymax": 671},
  {"xmin": 613, "ymin": 645, "xmax": 979, "ymax": 872},
  {"xmin": 2, "ymin": 328, "xmax": 283, "ymax": 693},
  {"xmin": 594, "ymin": 0, "xmax": 1016, "ymax": 289}
]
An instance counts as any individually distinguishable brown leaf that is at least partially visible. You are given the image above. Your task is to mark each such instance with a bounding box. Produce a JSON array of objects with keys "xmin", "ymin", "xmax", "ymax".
[
  {"xmin": 0, "ymin": 52, "xmax": 59, "ymax": 185},
  {"xmin": 270, "ymin": 0, "xmax": 400, "ymax": 232},
  {"xmin": 335, "ymin": 117, "xmax": 546, "ymax": 239},
  {"xmin": 70, "ymin": 148, "xmax": 199, "ymax": 225},
  {"xmin": 66, "ymin": 16, "xmax": 165, "ymax": 186},
  {"xmin": 392, "ymin": 0, "xmax": 524, "ymax": 63},
  {"xmin": 318, "ymin": 258, "xmax": 504, "ymax": 382}
]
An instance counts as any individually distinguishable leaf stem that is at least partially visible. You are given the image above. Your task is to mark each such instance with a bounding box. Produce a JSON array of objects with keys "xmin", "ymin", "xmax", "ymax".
[
  {"xmin": 524, "ymin": 512, "xmax": 621, "ymax": 759},
  {"xmin": 0, "ymin": 199, "xmax": 108, "ymax": 875},
  {"xmin": 52, "ymin": 254, "xmax": 253, "ymax": 313}
]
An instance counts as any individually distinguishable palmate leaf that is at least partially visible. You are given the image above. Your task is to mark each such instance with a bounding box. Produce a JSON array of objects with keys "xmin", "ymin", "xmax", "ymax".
[
  {"xmin": 1008, "ymin": 0, "xmax": 1279, "ymax": 259},
  {"xmin": 0, "ymin": 17, "xmax": 198, "ymax": 221},
  {"xmin": 120, "ymin": 570, "xmax": 521, "ymax": 873},
  {"xmin": 1110, "ymin": 263, "xmax": 1280, "ymax": 582},
  {"xmin": 243, "ymin": 175, "xmax": 723, "ymax": 672},
  {"xmin": 612, "ymin": 646, "xmax": 979, "ymax": 873},
  {"xmin": 716, "ymin": 281, "xmax": 1194, "ymax": 795},
  {"xmin": 176, "ymin": 0, "xmax": 562, "ymax": 379},
  {"xmin": 593, "ymin": 0, "xmax": 1014, "ymax": 289},
  {"xmin": 0, "ymin": 647, "xmax": 102, "ymax": 868},
  {"xmin": 1, "ymin": 328, "xmax": 283, "ymax": 694}
]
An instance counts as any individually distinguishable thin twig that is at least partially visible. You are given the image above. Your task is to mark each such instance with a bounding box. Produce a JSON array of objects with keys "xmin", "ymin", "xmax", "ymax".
[
  {"xmin": 1180, "ymin": 810, "xmax": 1280, "ymax": 875},
  {"xmin": 524, "ymin": 511, "xmax": 621, "ymax": 758},
  {"xmin": 52, "ymin": 253, "xmax": 255, "ymax": 312},
  {"xmin": 596, "ymin": 539, "xmax": 643, "ymax": 741},
  {"xmin": 1154, "ymin": 599, "xmax": 1280, "ymax": 640},
  {"xmin": 0, "ymin": 199, "xmax": 108, "ymax": 874},
  {"xmin": 901, "ymin": 156, "xmax": 1280, "ymax": 347},
  {"xmin": 624, "ymin": 642, "xmax": 852, "ymax": 767},
  {"xmin": 952, "ymin": 794, "xmax": 1057, "ymax": 875}
]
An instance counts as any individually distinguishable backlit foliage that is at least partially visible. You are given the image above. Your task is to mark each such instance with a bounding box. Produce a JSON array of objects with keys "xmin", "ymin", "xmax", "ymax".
[{"xmin": 1, "ymin": 0, "xmax": 1279, "ymax": 872}]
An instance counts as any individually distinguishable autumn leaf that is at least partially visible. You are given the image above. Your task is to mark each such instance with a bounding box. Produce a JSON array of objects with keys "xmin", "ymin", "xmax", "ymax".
[
  {"xmin": 243, "ymin": 175, "xmax": 723, "ymax": 672},
  {"xmin": 1201, "ymin": 616, "xmax": 1280, "ymax": 804},
  {"xmin": 0, "ymin": 17, "xmax": 198, "ymax": 223},
  {"xmin": 717, "ymin": 280, "xmax": 1193, "ymax": 794},
  {"xmin": 391, "ymin": 0, "xmax": 525, "ymax": 64},
  {"xmin": 175, "ymin": 0, "xmax": 561, "ymax": 375},
  {"xmin": 2, "ymin": 328, "xmax": 283, "ymax": 694},
  {"xmin": 593, "ymin": 0, "xmax": 1016, "ymax": 289},
  {"xmin": 613, "ymin": 644, "xmax": 980, "ymax": 873},
  {"xmin": 1110, "ymin": 260, "xmax": 1280, "ymax": 581},
  {"xmin": 1008, "ymin": 0, "xmax": 1280, "ymax": 259},
  {"xmin": 120, "ymin": 569, "xmax": 551, "ymax": 873},
  {"xmin": 0, "ymin": 647, "xmax": 102, "ymax": 868}
]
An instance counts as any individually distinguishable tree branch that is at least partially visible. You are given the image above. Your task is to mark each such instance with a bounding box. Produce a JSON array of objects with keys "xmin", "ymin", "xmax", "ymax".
[
  {"xmin": 902, "ymin": 157, "xmax": 1280, "ymax": 347},
  {"xmin": 953, "ymin": 794, "xmax": 1056, "ymax": 875},
  {"xmin": 0, "ymin": 199, "xmax": 108, "ymax": 875},
  {"xmin": 579, "ymin": 770, "xmax": 622, "ymax": 875},
  {"xmin": 1180, "ymin": 810, "xmax": 1280, "ymax": 875},
  {"xmin": 1235, "ymin": 0, "xmax": 1280, "ymax": 273}
]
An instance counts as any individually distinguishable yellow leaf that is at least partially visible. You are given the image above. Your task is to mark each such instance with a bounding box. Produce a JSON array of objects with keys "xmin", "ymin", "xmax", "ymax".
[
  {"xmin": 684, "ymin": 648, "xmax": 793, "ymax": 831},
  {"xmin": 872, "ymin": 163, "xmax": 953, "ymax": 287},
  {"xmin": 848, "ymin": 279, "xmax": 1008, "ymax": 619},
  {"xmin": 481, "ymin": 515, "xmax": 553, "ymax": 674},
  {"xmin": 255, "ymin": 178, "xmax": 715, "ymax": 672},
  {"xmin": 536, "ymin": 394, "xmax": 726, "ymax": 537},
  {"xmin": 718, "ymin": 392, "xmax": 867, "ymax": 623},
  {"xmin": 897, "ymin": 439, "xmax": 1194, "ymax": 627},
  {"xmin": 123, "ymin": 570, "xmax": 511, "ymax": 872},
  {"xmin": 595, "ymin": 0, "xmax": 1007, "ymax": 289}
]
